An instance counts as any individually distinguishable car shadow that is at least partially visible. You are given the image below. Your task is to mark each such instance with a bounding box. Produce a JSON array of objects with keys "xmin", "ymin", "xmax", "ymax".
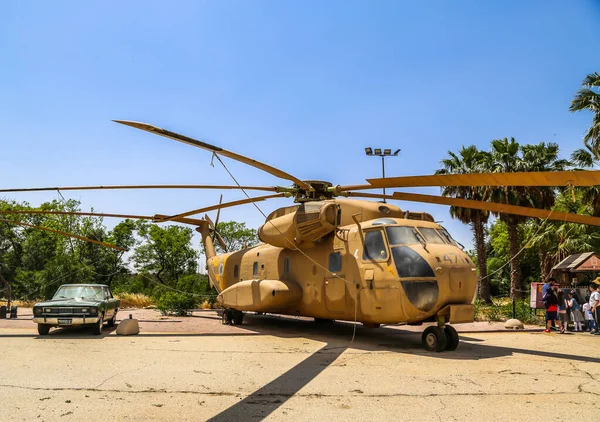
[{"xmin": 35, "ymin": 325, "xmax": 118, "ymax": 339}]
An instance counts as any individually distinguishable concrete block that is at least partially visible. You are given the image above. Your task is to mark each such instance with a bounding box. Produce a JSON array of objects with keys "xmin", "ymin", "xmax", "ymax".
[
  {"xmin": 116, "ymin": 318, "xmax": 140, "ymax": 335},
  {"xmin": 504, "ymin": 319, "xmax": 524, "ymax": 330}
]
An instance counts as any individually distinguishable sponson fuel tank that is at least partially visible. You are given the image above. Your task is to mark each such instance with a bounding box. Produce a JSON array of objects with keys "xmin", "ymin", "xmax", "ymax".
[
  {"xmin": 217, "ymin": 279, "xmax": 302, "ymax": 312},
  {"xmin": 258, "ymin": 199, "xmax": 411, "ymax": 249}
]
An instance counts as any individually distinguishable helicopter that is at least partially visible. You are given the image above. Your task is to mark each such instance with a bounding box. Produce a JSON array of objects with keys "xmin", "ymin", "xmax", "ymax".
[{"xmin": 3, "ymin": 120, "xmax": 600, "ymax": 352}]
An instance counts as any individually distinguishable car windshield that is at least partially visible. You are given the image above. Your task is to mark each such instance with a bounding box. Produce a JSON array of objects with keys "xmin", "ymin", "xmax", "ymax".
[{"xmin": 53, "ymin": 286, "xmax": 103, "ymax": 299}]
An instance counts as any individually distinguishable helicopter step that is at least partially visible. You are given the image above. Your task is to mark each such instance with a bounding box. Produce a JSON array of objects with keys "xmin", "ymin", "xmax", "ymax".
[{"xmin": 221, "ymin": 309, "xmax": 244, "ymax": 326}]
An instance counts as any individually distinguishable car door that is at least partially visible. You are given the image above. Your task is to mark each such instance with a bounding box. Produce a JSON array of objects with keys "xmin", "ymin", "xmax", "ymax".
[{"xmin": 102, "ymin": 287, "xmax": 115, "ymax": 318}]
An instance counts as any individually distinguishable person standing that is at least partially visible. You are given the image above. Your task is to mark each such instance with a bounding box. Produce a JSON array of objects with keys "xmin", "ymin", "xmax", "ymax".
[
  {"xmin": 590, "ymin": 281, "xmax": 600, "ymax": 335},
  {"xmin": 543, "ymin": 287, "xmax": 559, "ymax": 333},
  {"xmin": 567, "ymin": 290, "xmax": 584, "ymax": 332},
  {"xmin": 557, "ymin": 290, "xmax": 568, "ymax": 334},
  {"xmin": 583, "ymin": 296, "xmax": 595, "ymax": 332}
]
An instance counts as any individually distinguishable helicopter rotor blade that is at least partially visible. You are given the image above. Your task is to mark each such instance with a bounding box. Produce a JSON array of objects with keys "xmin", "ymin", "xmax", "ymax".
[
  {"xmin": 0, "ymin": 184, "xmax": 280, "ymax": 194},
  {"xmin": 212, "ymin": 194, "xmax": 223, "ymax": 242},
  {"xmin": 391, "ymin": 192, "xmax": 600, "ymax": 227},
  {"xmin": 346, "ymin": 192, "xmax": 397, "ymax": 201},
  {"xmin": 0, "ymin": 218, "xmax": 126, "ymax": 251},
  {"xmin": 204, "ymin": 212, "xmax": 228, "ymax": 252},
  {"xmin": 0, "ymin": 210, "xmax": 205, "ymax": 226},
  {"xmin": 114, "ymin": 120, "xmax": 311, "ymax": 190},
  {"xmin": 367, "ymin": 170, "xmax": 600, "ymax": 189},
  {"xmin": 155, "ymin": 193, "xmax": 286, "ymax": 222}
]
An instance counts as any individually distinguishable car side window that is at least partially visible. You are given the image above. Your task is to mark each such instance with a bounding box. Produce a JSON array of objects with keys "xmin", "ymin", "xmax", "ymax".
[{"xmin": 102, "ymin": 287, "xmax": 110, "ymax": 300}]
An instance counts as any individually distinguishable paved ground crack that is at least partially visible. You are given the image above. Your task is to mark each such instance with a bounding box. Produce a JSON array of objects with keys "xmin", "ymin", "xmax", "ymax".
[{"xmin": 1, "ymin": 383, "xmax": 598, "ymax": 398}]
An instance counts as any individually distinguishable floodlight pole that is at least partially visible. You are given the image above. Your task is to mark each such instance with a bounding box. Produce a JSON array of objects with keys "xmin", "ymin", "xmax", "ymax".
[
  {"xmin": 381, "ymin": 155, "xmax": 387, "ymax": 201},
  {"xmin": 365, "ymin": 148, "xmax": 400, "ymax": 203}
]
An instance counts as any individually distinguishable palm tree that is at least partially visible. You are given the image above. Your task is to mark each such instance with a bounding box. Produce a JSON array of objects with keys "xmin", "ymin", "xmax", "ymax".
[
  {"xmin": 570, "ymin": 145, "xmax": 600, "ymax": 216},
  {"xmin": 484, "ymin": 139, "xmax": 568, "ymax": 299},
  {"xmin": 570, "ymin": 72, "xmax": 600, "ymax": 154},
  {"xmin": 526, "ymin": 191, "xmax": 600, "ymax": 279},
  {"xmin": 436, "ymin": 146, "xmax": 492, "ymax": 303}
]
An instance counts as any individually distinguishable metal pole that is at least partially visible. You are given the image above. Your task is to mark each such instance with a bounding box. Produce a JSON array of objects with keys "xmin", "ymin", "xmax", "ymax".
[
  {"xmin": 512, "ymin": 297, "xmax": 516, "ymax": 319},
  {"xmin": 381, "ymin": 155, "xmax": 386, "ymax": 203}
]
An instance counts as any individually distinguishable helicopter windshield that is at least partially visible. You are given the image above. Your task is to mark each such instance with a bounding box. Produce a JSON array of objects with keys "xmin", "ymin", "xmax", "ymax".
[
  {"xmin": 385, "ymin": 226, "xmax": 419, "ymax": 245},
  {"xmin": 417, "ymin": 228, "xmax": 446, "ymax": 244}
]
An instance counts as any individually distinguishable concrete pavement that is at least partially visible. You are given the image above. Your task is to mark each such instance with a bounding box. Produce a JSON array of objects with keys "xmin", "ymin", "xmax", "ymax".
[{"xmin": 1, "ymin": 310, "xmax": 599, "ymax": 421}]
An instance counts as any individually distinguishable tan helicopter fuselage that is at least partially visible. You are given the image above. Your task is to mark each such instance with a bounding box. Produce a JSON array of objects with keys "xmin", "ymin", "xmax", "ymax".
[{"xmin": 204, "ymin": 199, "xmax": 477, "ymax": 326}]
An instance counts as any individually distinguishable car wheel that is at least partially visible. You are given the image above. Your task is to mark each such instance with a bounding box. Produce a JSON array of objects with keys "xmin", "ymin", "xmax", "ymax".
[
  {"xmin": 92, "ymin": 314, "xmax": 104, "ymax": 335},
  {"xmin": 422, "ymin": 326, "xmax": 448, "ymax": 352},
  {"xmin": 444, "ymin": 325, "xmax": 460, "ymax": 351},
  {"xmin": 37, "ymin": 324, "xmax": 50, "ymax": 336},
  {"xmin": 107, "ymin": 310, "xmax": 118, "ymax": 327}
]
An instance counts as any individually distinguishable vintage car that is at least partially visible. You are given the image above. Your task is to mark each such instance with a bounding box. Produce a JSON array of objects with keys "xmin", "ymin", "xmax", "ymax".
[{"xmin": 32, "ymin": 284, "xmax": 120, "ymax": 335}]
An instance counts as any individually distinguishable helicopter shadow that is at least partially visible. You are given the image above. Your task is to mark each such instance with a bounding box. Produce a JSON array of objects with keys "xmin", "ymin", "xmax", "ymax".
[{"xmin": 207, "ymin": 313, "xmax": 600, "ymax": 421}]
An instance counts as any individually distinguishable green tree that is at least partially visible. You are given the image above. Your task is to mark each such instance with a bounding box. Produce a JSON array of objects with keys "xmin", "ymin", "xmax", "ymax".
[
  {"xmin": 436, "ymin": 145, "xmax": 492, "ymax": 303},
  {"xmin": 214, "ymin": 221, "xmax": 259, "ymax": 253},
  {"xmin": 132, "ymin": 221, "xmax": 198, "ymax": 285},
  {"xmin": 570, "ymin": 72, "xmax": 600, "ymax": 155},
  {"xmin": 484, "ymin": 139, "xmax": 568, "ymax": 299}
]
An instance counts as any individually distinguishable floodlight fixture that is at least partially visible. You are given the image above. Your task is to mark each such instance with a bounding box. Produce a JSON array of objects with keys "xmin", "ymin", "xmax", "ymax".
[{"xmin": 363, "ymin": 146, "xmax": 401, "ymax": 203}]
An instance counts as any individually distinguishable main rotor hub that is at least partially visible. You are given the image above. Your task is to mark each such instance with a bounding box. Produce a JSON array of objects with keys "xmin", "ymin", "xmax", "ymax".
[{"xmin": 293, "ymin": 181, "xmax": 334, "ymax": 202}]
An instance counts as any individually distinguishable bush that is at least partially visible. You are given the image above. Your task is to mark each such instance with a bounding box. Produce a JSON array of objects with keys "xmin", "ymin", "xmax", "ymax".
[
  {"xmin": 475, "ymin": 297, "xmax": 543, "ymax": 325},
  {"xmin": 156, "ymin": 292, "xmax": 196, "ymax": 316}
]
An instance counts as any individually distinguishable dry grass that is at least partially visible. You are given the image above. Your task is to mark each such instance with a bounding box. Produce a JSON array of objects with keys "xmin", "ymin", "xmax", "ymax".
[
  {"xmin": 0, "ymin": 299, "xmax": 39, "ymax": 308},
  {"xmin": 116, "ymin": 293, "xmax": 154, "ymax": 309},
  {"xmin": 200, "ymin": 300, "xmax": 213, "ymax": 310}
]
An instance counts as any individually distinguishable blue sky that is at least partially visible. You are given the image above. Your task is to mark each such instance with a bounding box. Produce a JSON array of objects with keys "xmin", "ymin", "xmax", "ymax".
[{"xmin": 1, "ymin": 0, "xmax": 599, "ymax": 255}]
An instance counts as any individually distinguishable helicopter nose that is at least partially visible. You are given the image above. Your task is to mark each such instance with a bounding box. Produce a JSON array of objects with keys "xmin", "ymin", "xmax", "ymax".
[{"xmin": 401, "ymin": 280, "xmax": 439, "ymax": 312}]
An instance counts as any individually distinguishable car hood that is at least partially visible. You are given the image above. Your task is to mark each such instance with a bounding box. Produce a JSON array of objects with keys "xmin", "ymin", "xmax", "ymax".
[{"xmin": 34, "ymin": 298, "xmax": 102, "ymax": 307}]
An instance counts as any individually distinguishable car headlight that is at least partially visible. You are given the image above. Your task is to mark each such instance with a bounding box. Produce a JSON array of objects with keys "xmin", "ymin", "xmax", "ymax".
[
  {"xmin": 44, "ymin": 308, "xmax": 52, "ymax": 313},
  {"xmin": 89, "ymin": 307, "xmax": 98, "ymax": 314},
  {"xmin": 34, "ymin": 307, "xmax": 42, "ymax": 314}
]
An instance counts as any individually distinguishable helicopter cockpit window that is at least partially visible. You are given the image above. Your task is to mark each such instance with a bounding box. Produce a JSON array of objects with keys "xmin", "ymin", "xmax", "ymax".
[
  {"xmin": 329, "ymin": 252, "xmax": 342, "ymax": 272},
  {"xmin": 437, "ymin": 227, "xmax": 457, "ymax": 246},
  {"xmin": 385, "ymin": 226, "xmax": 419, "ymax": 245},
  {"xmin": 418, "ymin": 228, "xmax": 446, "ymax": 244},
  {"xmin": 362, "ymin": 230, "xmax": 388, "ymax": 261}
]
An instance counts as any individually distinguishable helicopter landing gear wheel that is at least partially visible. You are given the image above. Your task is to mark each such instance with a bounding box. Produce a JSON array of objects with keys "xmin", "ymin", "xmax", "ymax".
[
  {"xmin": 422, "ymin": 326, "xmax": 447, "ymax": 352},
  {"xmin": 444, "ymin": 325, "xmax": 460, "ymax": 351},
  {"xmin": 231, "ymin": 310, "xmax": 244, "ymax": 325},
  {"xmin": 221, "ymin": 309, "xmax": 233, "ymax": 325}
]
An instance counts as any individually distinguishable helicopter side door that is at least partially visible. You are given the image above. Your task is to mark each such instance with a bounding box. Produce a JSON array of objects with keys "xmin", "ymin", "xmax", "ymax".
[
  {"xmin": 357, "ymin": 228, "xmax": 404, "ymax": 322},
  {"xmin": 324, "ymin": 250, "xmax": 346, "ymax": 313}
]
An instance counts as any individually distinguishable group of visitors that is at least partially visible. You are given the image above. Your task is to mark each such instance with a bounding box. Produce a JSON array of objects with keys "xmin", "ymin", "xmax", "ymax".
[{"xmin": 542, "ymin": 278, "xmax": 600, "ymax": 334}]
